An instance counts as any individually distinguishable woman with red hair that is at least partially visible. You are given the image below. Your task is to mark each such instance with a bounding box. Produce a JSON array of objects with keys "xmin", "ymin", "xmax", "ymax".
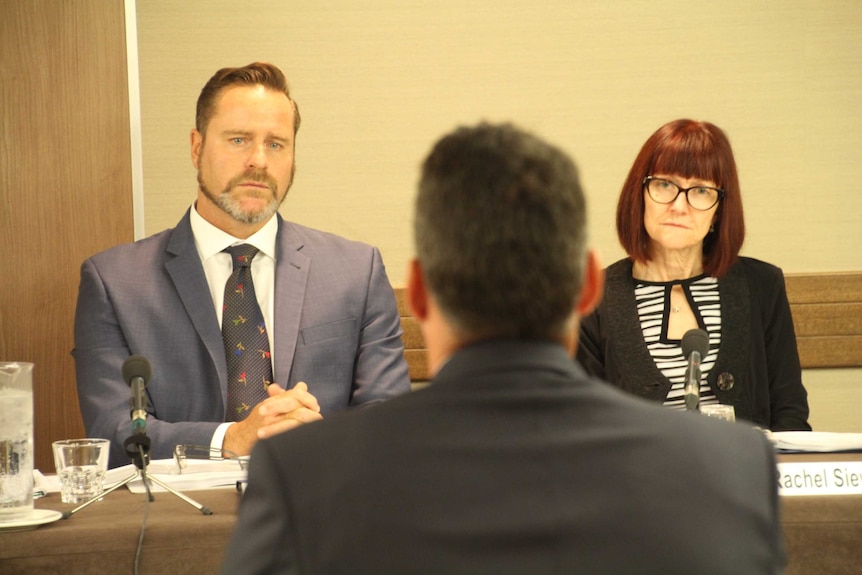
[{"xmin": 577, "ymin": 119, "xmax": 810, "ymax": 431}]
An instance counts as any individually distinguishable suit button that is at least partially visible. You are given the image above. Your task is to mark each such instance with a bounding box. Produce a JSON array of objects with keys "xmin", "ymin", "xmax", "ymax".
[{"xmin": 717, "ymin": 372, "xmax": 735, "ymax": 391}]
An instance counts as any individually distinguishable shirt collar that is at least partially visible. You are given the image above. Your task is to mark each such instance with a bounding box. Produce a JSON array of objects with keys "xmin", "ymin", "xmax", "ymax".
[{"xmin": 189, "ymin": 202, "xmax": 278, "ymax": 261}]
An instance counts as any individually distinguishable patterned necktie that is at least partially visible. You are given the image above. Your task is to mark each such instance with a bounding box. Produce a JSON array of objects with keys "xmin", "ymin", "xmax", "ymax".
[{"xmin": 222, "ymin": 244, "xmax": 273, "ymax": 421}]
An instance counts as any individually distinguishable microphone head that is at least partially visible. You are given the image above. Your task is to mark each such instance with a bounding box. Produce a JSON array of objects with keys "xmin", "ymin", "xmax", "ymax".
[
  {"xmin": 122, "ymin": 355, "xmax": 151, "ymax": 386},
  {"xmin": 681, "ymin": 328, "xmax": 709, "ymax": 359}
]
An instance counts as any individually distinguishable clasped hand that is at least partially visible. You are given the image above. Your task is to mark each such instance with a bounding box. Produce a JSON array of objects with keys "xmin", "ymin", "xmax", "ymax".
[{"xmin": 223, "ymin": 381, "xmax": 322, "ymax": 455}]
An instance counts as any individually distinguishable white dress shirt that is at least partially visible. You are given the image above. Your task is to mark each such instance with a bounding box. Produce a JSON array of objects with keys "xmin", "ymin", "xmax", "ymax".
[{"xmin": 189, "ymin": 203, "xmax": 279, "ymax": 451}]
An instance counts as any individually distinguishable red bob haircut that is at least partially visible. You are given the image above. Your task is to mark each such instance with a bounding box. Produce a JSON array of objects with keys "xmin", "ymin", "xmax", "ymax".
[{"xmin": 615, "ymin": 119, "xmax": 745, "ymax": 278}]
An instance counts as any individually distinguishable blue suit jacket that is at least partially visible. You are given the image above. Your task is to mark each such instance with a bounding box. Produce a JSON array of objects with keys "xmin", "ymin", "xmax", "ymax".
[{"xmin": 73, "ymin": 210, "xmax": 410, "ymax": 467}]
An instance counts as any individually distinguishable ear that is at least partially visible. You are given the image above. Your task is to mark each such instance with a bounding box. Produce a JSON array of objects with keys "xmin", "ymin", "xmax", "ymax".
[
  {"xmin": 576, "ymin": 249, "xmax": 604, "ymax": 317},
  {"xmin": 406, "ymin": 259, "xmax": 429, "ymax": 322},
  {"xmin": 190, "ymin": 129, "xmax": 203, "ymax": 169}
]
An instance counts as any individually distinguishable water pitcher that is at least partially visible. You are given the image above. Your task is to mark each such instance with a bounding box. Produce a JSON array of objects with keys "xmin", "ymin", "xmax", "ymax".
[{"xmin": 0, "ymin": 362, "xmax": 34, "ymax": 520}]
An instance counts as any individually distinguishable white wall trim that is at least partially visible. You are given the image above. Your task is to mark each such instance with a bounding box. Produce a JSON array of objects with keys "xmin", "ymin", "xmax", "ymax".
[{"xmin": 124, "ymin": 0, "xmax": 145, "ymax": 240}]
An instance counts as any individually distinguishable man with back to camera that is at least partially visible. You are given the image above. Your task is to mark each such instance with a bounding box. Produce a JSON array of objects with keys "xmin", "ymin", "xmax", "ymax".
[
  {"xmin": 220, "ymin": 122, "xmax": 784, "ymax": 574},
  {"xmin": 73, "ymin": 62, "xmax": 410, "ymax": 468}
]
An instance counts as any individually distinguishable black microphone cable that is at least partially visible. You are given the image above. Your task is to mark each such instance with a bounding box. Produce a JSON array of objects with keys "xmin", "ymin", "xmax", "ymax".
[
  {"xmin": 122, "ymin": 355, "xmax": 154, "ymax": 575},
  {"xmin": 133, "ymin": 446, "xmax": 151, "ymax": 575}
]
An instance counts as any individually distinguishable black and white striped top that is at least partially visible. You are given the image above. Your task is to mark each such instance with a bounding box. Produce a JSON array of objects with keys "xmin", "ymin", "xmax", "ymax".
[{"xmin": 634, "ymin": 275, "xmax": 721, "ymax": 410}]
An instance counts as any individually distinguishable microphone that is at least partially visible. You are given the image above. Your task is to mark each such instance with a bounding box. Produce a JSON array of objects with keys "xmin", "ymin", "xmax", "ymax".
[
  {"xmin": 116, "ymin": 354, "xmax": 210, "ymax": 516},
  {"xmin": 681, "ymin": 329, "xmax": 709, "ymax": 412},
  {"xmin": 122, "ymin": 355, "xmax": 151, "ymax": 435}
]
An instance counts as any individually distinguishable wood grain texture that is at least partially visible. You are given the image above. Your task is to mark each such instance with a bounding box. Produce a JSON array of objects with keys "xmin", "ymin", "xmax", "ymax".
[
  {"xmin": 785, "ymin": 273, "xmax": 862, "ymax": 304},
  {"xmin": 786, "ymin": 272, "xmax": 862, "ymax": 368},
  {"xmin": 0, "ymin": 0, "xmax": 133, "ymax": 472}
]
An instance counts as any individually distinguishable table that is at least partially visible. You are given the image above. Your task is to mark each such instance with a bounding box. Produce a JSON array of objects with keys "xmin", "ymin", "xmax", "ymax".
[
  {"xmin": 779, "ymin": 452, "xmax": 862, "ymax": 575},
  {"xmin": 2, "ymin": 455, "xmax": 861, "ymax": 574},
  {"xmin": 0, "ymin": 487, "xmax": 239, "ymax": 574}
]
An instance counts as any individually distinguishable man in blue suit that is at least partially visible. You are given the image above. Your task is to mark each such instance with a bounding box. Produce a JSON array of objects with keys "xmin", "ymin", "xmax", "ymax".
[{"xmin": 73, "ymin": 62, "xmax": 410, "ymax": 468}]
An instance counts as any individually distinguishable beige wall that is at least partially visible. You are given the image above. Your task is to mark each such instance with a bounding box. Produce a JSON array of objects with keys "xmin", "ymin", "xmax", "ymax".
[{"xmin": 135, "ymin": 1, "xmax": 862, "ymax": 431}]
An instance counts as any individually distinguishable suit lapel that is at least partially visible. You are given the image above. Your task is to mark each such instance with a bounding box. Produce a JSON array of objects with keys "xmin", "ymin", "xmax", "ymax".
[
  {"xmin": 708, "ymin": 261, "xmax": 750, "ymax": 395},
  {"xmin": 164, "ymin": 211, "xmax": 229, "ymax": 392},
  {"xmin": 273, "ymin": 217, "xmax": 310, "ymax": 387},
  {"xmin": 604, "ymin": 260, "xmax": 673, "ymax": 400}
]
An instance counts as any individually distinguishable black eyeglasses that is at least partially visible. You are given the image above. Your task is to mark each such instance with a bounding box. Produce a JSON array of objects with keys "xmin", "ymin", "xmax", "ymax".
[{"xmin": 643, "ymin": 176, "xmax": 724, "ymax": 211}]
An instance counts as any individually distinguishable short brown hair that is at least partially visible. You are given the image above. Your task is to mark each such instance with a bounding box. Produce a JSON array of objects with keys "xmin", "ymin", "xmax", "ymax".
[
  {"xmin": 616, "ymin": 119, "xmax": 745, "ymax": 277},
  {"xmin": 195, "ymin": 62, "xmax": 301, "ymax": 136}
]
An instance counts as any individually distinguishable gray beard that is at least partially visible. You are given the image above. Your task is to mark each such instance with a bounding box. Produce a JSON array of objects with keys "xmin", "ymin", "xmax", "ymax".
[{"xmin": 197, "ymin": 169, "xmax": 287, "ymax": 224}]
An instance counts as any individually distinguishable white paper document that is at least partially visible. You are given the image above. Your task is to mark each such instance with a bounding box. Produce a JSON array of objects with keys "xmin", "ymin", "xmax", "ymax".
[
  {"xmin": 770, "ymin": 431, "xmax": 862, "ymax": 453},
  {"xmin": 36, "ymin": 458, "xmax": 247, "ymax": 495},
  {"xmin": 109, "ymin": 458, "xmax": 248, "ymax": 494}
]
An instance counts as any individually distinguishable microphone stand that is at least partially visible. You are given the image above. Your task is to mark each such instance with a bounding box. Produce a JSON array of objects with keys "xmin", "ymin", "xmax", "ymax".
[
  {"xmin": 61, "ymin": 432, "xmax": 212, "ymax": 519},
  {"xmin": 683, "ymin": 350, "xmax": 701, "ymax": 412}
]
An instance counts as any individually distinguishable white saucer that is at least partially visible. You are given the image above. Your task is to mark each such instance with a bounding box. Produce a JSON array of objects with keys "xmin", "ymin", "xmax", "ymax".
[{"xmin": 0, "ymin": 509, "xmax": 63, "ymax": 532}]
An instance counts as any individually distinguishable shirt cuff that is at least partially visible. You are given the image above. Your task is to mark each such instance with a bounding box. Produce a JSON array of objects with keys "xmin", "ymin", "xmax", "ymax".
[{"xmin": 211, "ymin": 422, "xmax": 234, "ymax": 456}]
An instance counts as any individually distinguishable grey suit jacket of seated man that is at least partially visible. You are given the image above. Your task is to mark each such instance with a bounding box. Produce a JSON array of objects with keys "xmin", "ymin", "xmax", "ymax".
[{"xmin": 73, "ymin": 210, "xmax": 410, "ymax": 467}]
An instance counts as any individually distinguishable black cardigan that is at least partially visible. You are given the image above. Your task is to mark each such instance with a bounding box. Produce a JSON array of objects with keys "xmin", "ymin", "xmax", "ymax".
[{"xmin": 577, "ymin": 257, "xmax": 811, "ymax": 431}]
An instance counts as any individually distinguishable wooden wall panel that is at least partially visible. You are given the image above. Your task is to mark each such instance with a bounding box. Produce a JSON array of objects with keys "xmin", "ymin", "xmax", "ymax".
[
  {"xmin": 0, "ymin": 0, "xmax": 133, "ymax": 472},
  {"xmin": 786, "ymin": 273, "xmax": 862, "ymax": 369},
  {"xmin": 394, "ymin": 272, "xmax": 862, "ymax": 383}
]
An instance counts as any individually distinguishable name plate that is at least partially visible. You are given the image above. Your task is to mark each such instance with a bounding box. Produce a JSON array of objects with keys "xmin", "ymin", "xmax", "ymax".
[{"xmin": 777, "ymin": 461, "xmax": 862, "ymax": 496}]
